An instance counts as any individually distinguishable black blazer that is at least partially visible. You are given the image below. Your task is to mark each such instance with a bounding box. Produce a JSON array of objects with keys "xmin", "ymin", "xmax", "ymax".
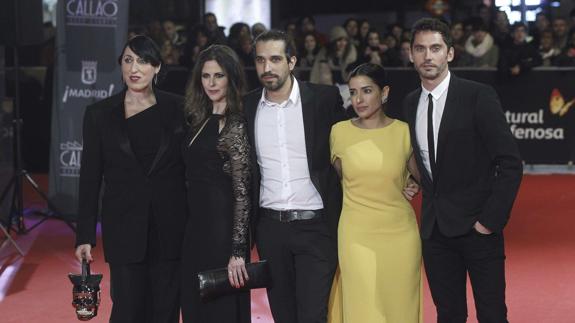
[
  {"xmin": 243, "ymin": 80, "xmax": 347, "ymax": 236},
  {"xmin": 76, "ymin": 89, "xmax": 188, "ymax": 264},
  {"xmin": 403, "ymin": 75, "xmax": 523, "ymax": 239}
]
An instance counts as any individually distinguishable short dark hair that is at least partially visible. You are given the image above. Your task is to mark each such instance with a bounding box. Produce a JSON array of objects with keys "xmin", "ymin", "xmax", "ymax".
[
  {"xmin": 553, "ymin": 16, "xmax": 568, "ymax": 23},
  {"xmin": 410, "ymin": 18, "xmax": 453, "ymax": 49},
  {"xmin": 343, "ymin": 18, "xmax": 358, "ymax": 29},
  {"xmin": 298, "ymin": 15, "xmax": 316, "ymax": 26},
  {"xmin": 117, "ymin": 35, "xmax": 162, "ymax": 67},
  {"xmin": 387, "ymin": 22, "xmax": 403, "ymax": 33},
  {"xmin": 366, "ymin": 27, "xmax": 380, "ymax": 38},
  {"xmin": 470, "ymin": 19, "xmax": 489, "ymax": 33},
  {"xmin": 349, "ymin": 63, "xmax": 388, "ymax": 90},
  {"xmin": 253, "ymin": 29, "xmax": 294, "ymax": 58},
  {"xmin": 511, "ymin": 22, "xmax": 527, "ymax": 33}
]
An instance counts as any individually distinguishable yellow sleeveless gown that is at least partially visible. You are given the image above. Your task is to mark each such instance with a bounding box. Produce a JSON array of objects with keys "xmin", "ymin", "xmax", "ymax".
[{"xmin": 328, "ymin": 119, "xmax": 422, "ymax": 323}]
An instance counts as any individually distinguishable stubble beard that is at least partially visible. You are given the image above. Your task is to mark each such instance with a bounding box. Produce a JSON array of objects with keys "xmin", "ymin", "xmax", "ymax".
[
  {"xmin": 418, "ymin": 62, "xmax": 447, "ymax": 81},
  {"xmin": 262, "ymin": 74, "xmax": 287, "ymax": 92}
]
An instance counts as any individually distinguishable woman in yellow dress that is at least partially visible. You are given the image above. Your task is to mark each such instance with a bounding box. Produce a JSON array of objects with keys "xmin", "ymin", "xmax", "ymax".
[{"xmin": 329, "ymin": 63, "xmax": 422, "ymax": 323}]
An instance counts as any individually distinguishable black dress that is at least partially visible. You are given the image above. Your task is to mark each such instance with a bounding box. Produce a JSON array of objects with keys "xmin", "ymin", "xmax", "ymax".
[{"xmin": 181, "ymin": 113, "xmax": 251, "ymax": 323}]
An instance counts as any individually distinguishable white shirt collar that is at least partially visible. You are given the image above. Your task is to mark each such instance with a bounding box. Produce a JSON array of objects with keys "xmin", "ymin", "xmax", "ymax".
[
  {"xmin": 259, "ymin": 76, "xmax": 300, "ymax": 108},
  {"xmin": 421, "ymin": 71, "xmax": 451, "ymax": 101}
]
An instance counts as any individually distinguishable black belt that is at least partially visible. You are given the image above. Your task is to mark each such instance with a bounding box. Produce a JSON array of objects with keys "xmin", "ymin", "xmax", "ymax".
[{"xmin": 260, "ymin": 208, "xmax": 323, "ymax": 223}]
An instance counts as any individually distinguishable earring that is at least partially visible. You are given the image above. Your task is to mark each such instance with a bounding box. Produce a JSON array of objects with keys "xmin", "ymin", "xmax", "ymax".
[
  {"xmin": 381, "ymin": 96, "xmax": 388, "ymax": 104},
  {"xmin": 153, "ymin": 73, "xmax": 158, "ymax": 85}
]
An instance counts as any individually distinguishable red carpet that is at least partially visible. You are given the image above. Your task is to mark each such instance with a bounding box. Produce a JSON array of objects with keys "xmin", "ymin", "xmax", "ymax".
[{"xmin": 0, "ymin": 174, "xmax": 573, "ymax": 322}]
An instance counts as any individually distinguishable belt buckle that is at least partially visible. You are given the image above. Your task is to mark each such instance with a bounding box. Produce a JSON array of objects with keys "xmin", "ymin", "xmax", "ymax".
[
  {"xmin": 279, "ymin": 210, "xmax": 287, "ymax": 222},
  {"xmin": 280, "ymin": 210, "xmax": 294, "ymax": 222}
]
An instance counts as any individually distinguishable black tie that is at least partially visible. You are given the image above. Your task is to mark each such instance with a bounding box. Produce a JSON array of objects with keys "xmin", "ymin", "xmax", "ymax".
[{"xmin": 427, "ymin": 93, "xmax": 436, "ymax": 176}]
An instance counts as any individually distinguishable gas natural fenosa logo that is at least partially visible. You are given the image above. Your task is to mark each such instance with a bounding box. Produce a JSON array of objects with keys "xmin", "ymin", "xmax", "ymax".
[{"xmin": 549, "ymin": 88, "xmax": 574, "ymax": 117}]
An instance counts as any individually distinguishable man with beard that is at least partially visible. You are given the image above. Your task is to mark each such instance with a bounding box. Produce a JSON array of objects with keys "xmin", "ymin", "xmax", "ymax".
[
  {"xmin": 243, "ymin": 30, "xmax": 346, "ymax": 323},
  {"xmin": 403, "ymin": 18, "xmax": 523, "ymax": 323}
]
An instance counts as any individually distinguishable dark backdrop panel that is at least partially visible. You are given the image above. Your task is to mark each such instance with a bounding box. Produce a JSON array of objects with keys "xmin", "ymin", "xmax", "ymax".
[
  {"xmin": 0, "ymin": 46, "xmax": 14, "ymax": 225},
  {"xmin": 48, "ymin": 0, "xmax": 129, "ymax": 219},
  {"xmin": 0, "ymin": 0, "xmax": 43, "ymax": 46}
]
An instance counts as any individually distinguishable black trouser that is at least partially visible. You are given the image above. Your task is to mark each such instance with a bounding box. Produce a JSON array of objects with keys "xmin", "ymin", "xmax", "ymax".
[
  {"xmin": 108, "ymin": 220, "xmax": 180, "ymax": 323},
  {"xmin": 423, "ymin": 224, "xmax": 508, "ymax": 323},
  {"xmin": 256, "ymin": 214, "xmax": 337, "ymax": 323}
]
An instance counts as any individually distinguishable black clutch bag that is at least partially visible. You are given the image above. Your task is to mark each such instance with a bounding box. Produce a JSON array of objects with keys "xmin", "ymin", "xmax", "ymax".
[{"xmin": 198, "ymin": 260, "xmax": 271, "ymax": 302}]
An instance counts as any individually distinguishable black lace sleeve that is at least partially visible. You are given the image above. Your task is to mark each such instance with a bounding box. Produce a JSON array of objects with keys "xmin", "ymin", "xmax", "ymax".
[{"xmin": 217, "ymin": 114, "xmax": 251, "ymax": 259}]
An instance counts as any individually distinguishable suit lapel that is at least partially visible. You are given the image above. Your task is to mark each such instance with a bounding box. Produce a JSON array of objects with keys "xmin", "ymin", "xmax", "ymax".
[
  {"xmin": 245, "ymin": 89, "xmax": 261, "ymax": 149},
  {"xmin": 147, "ymin": 91, "xmax": 172, "ymax": 177},
  {"xmin": 109, "ymin": 93, "xmax": 139, "ymax": 163},
  {"xmin": 406, "ymin": 89, "xmax": 421, "ymax": 144},
  {"xmin": 299, "ymin": 82, "xmax": 315, "ymax": 172},
  {"xmin": 244, "ymin": 89, "xmax": 263, "ymax": 212},
  {"xmin": 407, "ymin": 89, "xmax": 433, "ymax": 187},
  {"xmin": 435, "ymin": 75, "xmax": 458, "ymax": 178}
]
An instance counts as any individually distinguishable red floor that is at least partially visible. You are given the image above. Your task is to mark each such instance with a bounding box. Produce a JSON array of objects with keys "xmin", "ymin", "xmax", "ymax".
[{"xmin": 0, "ymin": 174, "xmax": 574, "ymax": 322}]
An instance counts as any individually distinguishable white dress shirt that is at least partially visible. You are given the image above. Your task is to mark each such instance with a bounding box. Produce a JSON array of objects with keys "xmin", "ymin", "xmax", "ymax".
[
  {"xmin": 255, "ymin": 79, "xmax": 323, "ymax": 210},
  {"xmin": 415, "ymin": 71, "xmax": 451, "ymax": 178}
]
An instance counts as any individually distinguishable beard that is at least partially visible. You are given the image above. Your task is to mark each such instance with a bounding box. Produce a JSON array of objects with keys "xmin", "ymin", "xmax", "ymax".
[
  {"xmin": 260, "ymin": 72, "xmax": 288, "ymax": 91},
  {"xmin": 417, "ymin": 62, "xmax": 448, "ymax": 80}
]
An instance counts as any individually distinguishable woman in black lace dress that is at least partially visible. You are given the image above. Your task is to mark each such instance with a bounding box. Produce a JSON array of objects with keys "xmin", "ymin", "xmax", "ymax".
[{"xmin": 181, "ymin": 44, "xmax": 251, "ymax": 322}]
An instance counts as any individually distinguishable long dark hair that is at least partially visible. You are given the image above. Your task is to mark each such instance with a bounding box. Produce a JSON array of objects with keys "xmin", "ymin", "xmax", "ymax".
[{"xmin": 184, "ymin": 44, "xmax": 246, "ymax": 130}]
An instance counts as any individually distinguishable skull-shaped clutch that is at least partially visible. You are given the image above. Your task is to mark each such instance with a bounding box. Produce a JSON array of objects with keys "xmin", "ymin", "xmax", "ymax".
[{"xmin": 68, "ymin": 259, "xmax": 103, "ymax": 321}]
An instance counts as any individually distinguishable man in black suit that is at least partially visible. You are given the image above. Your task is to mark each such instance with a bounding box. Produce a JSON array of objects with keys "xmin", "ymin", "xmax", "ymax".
[
  {"xmin": 403, "ymin": 18, "xmax": 523, "ymax": 323},
  {"xmin": 243, "ymin": 30, "xmax": 346, "ymax": 323}
]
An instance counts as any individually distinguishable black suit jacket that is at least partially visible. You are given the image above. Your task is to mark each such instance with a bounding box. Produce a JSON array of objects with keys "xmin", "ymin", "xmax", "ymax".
[
  {"xmin": 403, "ymin": 75, "xmax": 523, "ymax": 239},
  {"xmin": 76, "ymin": 89, "xmax": 188, "ymax": 264},
  {"xmin": 243, "ymin": 80, "xmax": 347, "ymax": 237}
]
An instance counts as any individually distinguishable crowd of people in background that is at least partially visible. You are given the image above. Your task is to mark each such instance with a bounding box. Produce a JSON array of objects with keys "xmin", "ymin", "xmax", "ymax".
[{"xmin": 130, "ymin": 7, "xmax": 575, "ymax": 82}]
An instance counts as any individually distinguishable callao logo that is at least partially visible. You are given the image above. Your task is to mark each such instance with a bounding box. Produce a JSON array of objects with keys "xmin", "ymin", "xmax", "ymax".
[
  {"xmin": 59, "ymin": 141, "xmax": 83, "ymax": 177},
  {"xmin": 66, "ymin": 0, "xmax": 119, "ymax": 27}
]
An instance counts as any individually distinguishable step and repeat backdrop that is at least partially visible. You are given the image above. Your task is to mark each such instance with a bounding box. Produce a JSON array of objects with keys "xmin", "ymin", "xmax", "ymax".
[{"xmin": 49, "ymin": 0, "xmax": 129, "ymax": 217}]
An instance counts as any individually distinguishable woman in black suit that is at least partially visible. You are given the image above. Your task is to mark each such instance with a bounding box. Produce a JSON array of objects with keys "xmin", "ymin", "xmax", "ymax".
[
  {"xmin": 181, "ymin": 44, "xmax": 251, "ymax": 323},
  {"xmin": 74, "ymin": 35, "xmax": 188, "ymax": 323}
]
